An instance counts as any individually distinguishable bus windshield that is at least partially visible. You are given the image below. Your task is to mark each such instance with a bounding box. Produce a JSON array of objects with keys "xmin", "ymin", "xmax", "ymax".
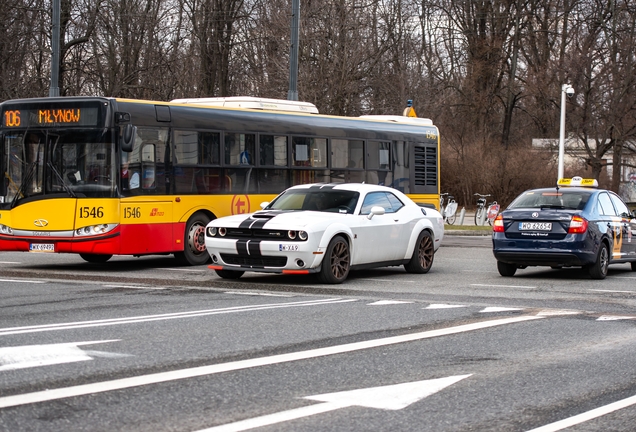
[{"xmin": 2, "ymin": 129, "xmax": 116, "ymax": 206}]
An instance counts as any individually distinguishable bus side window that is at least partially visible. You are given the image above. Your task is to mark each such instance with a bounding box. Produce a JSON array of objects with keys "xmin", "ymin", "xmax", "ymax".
[{"xmin": 141, "ymin": 143, "xmax": 156, "ymax": 189}]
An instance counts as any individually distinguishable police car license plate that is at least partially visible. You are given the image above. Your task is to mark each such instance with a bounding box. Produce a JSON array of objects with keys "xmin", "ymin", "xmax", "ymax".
[
  {"xmin": 519, "ymin": 222, "xmax": 552, "ymax": 231},
  {"xmin": 30, "ymin": 243, "xmax": 55, "ymax": 252},
  {"xmin": 279, "ymin": 244, "xmax": 299, "ymax": 252}
]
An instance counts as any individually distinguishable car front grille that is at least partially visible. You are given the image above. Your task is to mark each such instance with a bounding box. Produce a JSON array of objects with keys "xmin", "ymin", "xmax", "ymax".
[
  {"xmin": 221, "ymin": 254, "xmax": 287, "ymax": 267},
  {"xmin": 224, "ymin": 228, "xmax": 293, "ymax": 240}
]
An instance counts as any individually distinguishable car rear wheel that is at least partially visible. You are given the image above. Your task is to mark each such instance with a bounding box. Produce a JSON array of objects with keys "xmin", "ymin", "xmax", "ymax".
[
  {"xmin": 317, "ymin": 235, "xmax": 350, "ymax": 284},
  {"xmin": 215, "ymin": 269, "xmax": 245, "ymax": 279},
  {"xmin": 404, "ymin": 230, "xmax": 434, "ymax": 274},
  {"xmin": 80, "ymin": 253, "xmax": 112, "ymax": 263},
  {"xmin": 497, "ymin": 261, "xmax": 517, "ymax": 277},
  {"xmin": 588, "ymin": 243, "xmax": 609, "ymax": 280}
]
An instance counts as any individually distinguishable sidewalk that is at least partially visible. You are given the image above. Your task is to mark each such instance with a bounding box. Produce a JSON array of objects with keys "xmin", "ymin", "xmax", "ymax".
[{"xmin": 443, "ymin": 211, "xmax": 493, "ymax": 236}]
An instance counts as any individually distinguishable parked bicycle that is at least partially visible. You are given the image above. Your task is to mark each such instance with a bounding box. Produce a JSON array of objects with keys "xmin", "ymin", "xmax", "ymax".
[
  {"xmin": 440, "ymin": 193, "xmax": 458, "ymax": 225},
  {"xmin": 474, "ymin": 193, "xmax": 500, "ymax": 226}
]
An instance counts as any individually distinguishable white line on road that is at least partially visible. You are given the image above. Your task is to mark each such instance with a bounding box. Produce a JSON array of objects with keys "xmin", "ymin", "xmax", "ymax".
[
  {"xmin": 104, "ymin": 285, "xmax": 166, "ymax": 290},
  {"xmin": 359, "ymin": 278, "xmax": 415, "ymax": 283},
  {"xmin": 224, "ymin": 291, "xmax": 294, "ymax": 297},
  {"xmin": 471, "ymin": 283, "xmax": 536, "ymax": 289},
  {"xmin": 0, "ymin": 298, "xmax": 356, "ymax": 337},
  {"xmin": 526, "ymin": 393, "xmax": 636, "ymax": 432},
  {"xmin": 0, "ymin": 279, "xmax": 46, "ymax": 284},
  {"xmin": 0, "ymin": 315, "xmax": 542, "ymax": 409},
  {"xmin": 589, "ymin": 289, "xmax": 634, "ymax": 293}
]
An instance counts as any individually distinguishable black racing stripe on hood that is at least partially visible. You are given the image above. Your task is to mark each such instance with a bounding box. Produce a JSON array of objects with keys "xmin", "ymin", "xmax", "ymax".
[
  {"xmin": 250, "ymin": 218, "xmax": 269, "ymax": 229},
  {"xmin": 238, "ymin": 216, "xmax": 256, "ymax": 229}
]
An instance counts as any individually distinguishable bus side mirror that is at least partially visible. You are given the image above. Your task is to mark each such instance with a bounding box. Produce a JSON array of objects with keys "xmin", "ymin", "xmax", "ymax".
[{"xmin": 120, "ymin": 124, "xmax": 137, "ymax": 152}]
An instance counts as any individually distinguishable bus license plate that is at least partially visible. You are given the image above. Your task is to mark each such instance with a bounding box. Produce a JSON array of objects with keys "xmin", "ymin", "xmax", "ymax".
[
  {"xmin": 519, "ymin": 222, "xmax": 552, "ymax": 231},
  {"xmin": 279, "ymin": 244, "xmax": 299, "ymax": 252},
  {"xmin": 30, "ymin": 243, "xmax": 55, "ymax": 253}
]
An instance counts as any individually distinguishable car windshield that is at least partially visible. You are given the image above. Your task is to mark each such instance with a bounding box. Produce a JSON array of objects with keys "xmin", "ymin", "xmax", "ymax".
[
  {"xmin": 508, "ymin": 189, "xmax": 592, "ymax": 210},
  {"xmin": 267, "ymin": 189, "xmax": 359, "ymax": 214}
]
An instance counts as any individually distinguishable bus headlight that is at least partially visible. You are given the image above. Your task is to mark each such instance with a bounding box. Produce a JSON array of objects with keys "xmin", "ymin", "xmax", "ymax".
[
  {"xmin": 74, "ymin": 224, "xmax": 117, "ymax": 237},
  {"xmin": 0, "ymin": 224, "xmax": 13, "ymax": 235}
]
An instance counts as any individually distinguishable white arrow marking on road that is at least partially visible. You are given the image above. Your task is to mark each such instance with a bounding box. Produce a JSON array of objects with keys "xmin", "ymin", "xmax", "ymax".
[
  {"xmin": 198, "ymin": 375, "xmax": 472, "ymax": 432},
  {"xmin": 0, "ymin": 340, "xmax": 127, "ymax": 371},
  {"xmin": 424, "ymin": 304, "xmax": 467, "ymax": 309}
]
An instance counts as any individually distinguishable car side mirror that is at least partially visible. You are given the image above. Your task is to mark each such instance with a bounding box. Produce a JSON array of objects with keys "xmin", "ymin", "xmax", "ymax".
[
  {"xmin": 367, "ymin": 206, "xmax": 385, "ymax": 220},
  {"xmin": 260, "ymin": 201, "xmax": 269, "ymax": 209}
]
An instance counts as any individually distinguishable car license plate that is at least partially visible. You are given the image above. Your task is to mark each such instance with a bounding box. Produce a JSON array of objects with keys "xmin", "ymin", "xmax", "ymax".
[
  {"xmin": 519, "ymin": 222, "xmax": 552, "ymax": 231},
  {"xmin": 30, "ymin": 243, "xmax": 55, "ymax": 253},
  {"xmin": 279, "ymin": 244, "xmax": 299, "ymax": 252}
]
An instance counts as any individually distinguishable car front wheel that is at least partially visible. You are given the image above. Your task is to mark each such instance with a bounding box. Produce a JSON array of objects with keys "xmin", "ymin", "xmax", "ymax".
[
  {"xmin": 317, "ymin": 236, "xmax": 350, "ymax": 284},
  {"xmin": 588, "ymin": 243, "xmax": 609, "ymax": 280},
  {"xmin": 497, "ymin": 261, "xmax": 517, "ymax": 277},
  {"xmin": 404, "ymin": 230, "xmax": 434, "ymax": 273}
]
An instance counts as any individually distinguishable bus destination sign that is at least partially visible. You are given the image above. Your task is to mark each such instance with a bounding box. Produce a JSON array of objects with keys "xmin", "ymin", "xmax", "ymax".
[{"xmin": 3, "ymin": 107, "xmax": 100, "ymax": 128}]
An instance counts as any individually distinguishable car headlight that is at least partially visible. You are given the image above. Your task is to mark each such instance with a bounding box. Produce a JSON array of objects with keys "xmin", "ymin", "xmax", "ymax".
[
  {"xmin": 74, "ymin": 224, "xmax": 117, "ymax": 237},
  {"xmin": 298, "ymin": 230, "xmax": 308, "ymax": 241},
  {"xmin": 218, "ymin": 227, "xmax": 227, "ymax": 236},
  {"xmin": 207, "ymin": 227, "xmax": 218, "ymax": 237},
  {"xmin": 287, "ymin": 230, "xmax": 297, "ymax": 240}
]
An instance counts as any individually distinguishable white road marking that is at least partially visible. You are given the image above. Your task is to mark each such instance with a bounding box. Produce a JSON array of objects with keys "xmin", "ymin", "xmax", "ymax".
[
  {"xmin": 589, "ymin": 289, "xmax": 634, "ymax": 293},
  {"xmin": 596, "ymin": 316, "xmax": 635, "ymax": 321},
  {"xmin": 0, "ymin": 279, "xmax": 46, "ymax": 284},
  {"xmin": 368, "ymin": 300, "xmax": 413, "ymax": 305},
  {"xmin": 0, "ymin": 298, "xmax": 356, "ymax": 337},
  {"xmin": 199, "ymin": 375, "xmax": 472, "ymax": 432},
  {"xmin": 536, "ymin": 310, "xmax": 581, "ymax": 316},
  {"xmin": 359, "ymin": 278, "xmax": 414, "ymax": 283},
  {"xmin": 224, "ymin": 291, "xmax": 294, "ymax": 297},
  {"xmin": 0, "ymin": 315, "xmax": 542, "ymax": 409},
  {"xmin": 0, "ymin": 340, "xmax": 125, "ymax": 371},
  {"xmin": 104, "ymin": 284, "xmax": 166, "ymax": 290},
  {"xmin": 480, "ymin": 307, "xmax": 523, "ymax": 313},
  {"xmin": 471, "ymin": 283, "xmax": 536, "ymax": 289},
  {"xmin": 424, "ymin": 304, "xmax": 467, "ymax": 309},
  {"xmin": 526, "ymin": 393, "xmax": 636, "ymax": 432},
  {"xmin": 0, "ymin": 261, "xmax": 21, "ymax": 264}
]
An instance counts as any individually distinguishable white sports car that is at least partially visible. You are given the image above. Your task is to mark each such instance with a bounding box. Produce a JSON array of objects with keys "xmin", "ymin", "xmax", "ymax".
[{"xmin": 205, "ymin": 183, "xmax": 444, "ymax": 283}]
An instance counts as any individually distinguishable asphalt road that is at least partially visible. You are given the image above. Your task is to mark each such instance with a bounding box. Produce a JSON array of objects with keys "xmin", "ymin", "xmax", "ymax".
[{"xmin": 1, "ymin": 237, "xmax": 636, "ymax": 431}]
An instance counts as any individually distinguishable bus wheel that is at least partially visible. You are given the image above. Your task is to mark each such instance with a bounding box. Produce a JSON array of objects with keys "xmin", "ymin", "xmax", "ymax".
[
  {"xmin": 80, "ymin": 253, "xmax": 112, "ymax": 263},
  {"xmin": 175, "ymin": 212, "xmax": 211, "ymax": 266}
]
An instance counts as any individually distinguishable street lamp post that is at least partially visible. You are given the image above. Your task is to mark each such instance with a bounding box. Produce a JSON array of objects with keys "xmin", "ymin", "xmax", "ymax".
[{"xmin": 558, "ymin": 84, "xmax": 574, "ymax": 180}]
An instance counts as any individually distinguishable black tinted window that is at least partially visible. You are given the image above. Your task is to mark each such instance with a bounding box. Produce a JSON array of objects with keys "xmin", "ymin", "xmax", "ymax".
[{"xmin": 508, "ymin": 190, "xmax": 591, "ymax": 210}]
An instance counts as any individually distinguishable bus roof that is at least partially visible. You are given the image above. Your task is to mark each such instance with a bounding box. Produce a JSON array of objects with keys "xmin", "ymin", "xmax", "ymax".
[
  {"xmin": 170, "ymin": 96, "xmax": 319, "ymax": 114},
  {"xmin": 359, "ymin": 115, "xmax": 433, "ymax": 126}
]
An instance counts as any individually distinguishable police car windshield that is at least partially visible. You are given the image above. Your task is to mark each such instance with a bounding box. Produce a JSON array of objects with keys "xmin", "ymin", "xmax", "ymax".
[{"xmin": 508, "ymin": 190, "xmax": 592, "ymax": 210}]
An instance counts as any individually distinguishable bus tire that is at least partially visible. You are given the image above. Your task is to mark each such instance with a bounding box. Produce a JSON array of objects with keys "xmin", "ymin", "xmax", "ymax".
[
  {"xmin": 80, "ymin": 253, "xmax": 112, "ymax": 263},
  {"xmin": 175, "ymin": 212, "xmax": 212, "ymax": 266}
]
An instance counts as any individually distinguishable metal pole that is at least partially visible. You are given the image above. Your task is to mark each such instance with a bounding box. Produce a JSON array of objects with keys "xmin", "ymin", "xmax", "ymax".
[
  {"xmin": 557, "ymin": 84, "xmax": 573, "ymax": 181},
  {"xmin": 287, "ymin": 0, "xmax": 299, "ymax": 101},
  {"xmin": 49, "ymin": 0, "xmax": 61, "ymax": 97}
]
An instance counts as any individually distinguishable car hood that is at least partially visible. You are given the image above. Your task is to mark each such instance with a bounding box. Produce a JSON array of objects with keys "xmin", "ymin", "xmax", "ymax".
[{"xmin": 210, "ymin": 210, "xmax": 347, "ymax": 229}]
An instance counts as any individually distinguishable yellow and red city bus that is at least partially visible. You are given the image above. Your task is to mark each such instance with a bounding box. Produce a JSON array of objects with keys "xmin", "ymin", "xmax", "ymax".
[{"xmin": 0, "ymin": 96, "xmax": 440, "ymax": 265}]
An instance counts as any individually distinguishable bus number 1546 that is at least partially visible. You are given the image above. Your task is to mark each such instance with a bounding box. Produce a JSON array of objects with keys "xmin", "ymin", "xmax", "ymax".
[{"xmin": 79, "ymin": 206, "xmax": 104, "ymax": 218}]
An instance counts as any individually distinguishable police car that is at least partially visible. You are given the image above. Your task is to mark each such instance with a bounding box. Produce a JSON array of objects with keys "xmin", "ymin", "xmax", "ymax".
[{"xmin": 492, "ymin": 177, "xmax": 636, "ymax": 279}]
